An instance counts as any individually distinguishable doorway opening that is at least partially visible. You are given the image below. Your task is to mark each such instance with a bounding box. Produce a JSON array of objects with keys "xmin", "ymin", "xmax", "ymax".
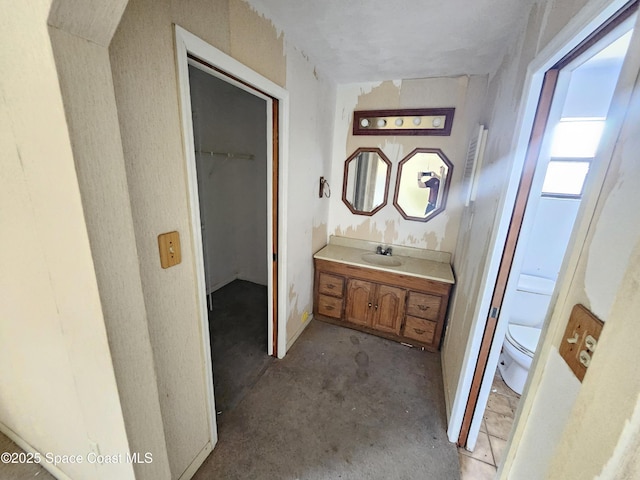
[
  {"xmin": 187, "ymin": 62, "xmax": 275, "ymax": 418},
  {"xmin": 457, "ymin": 0, "xmax": 637, "ymax": 465},
  {"xmin": 175, "ymin": 25, "xmax": 289, "ymax": 451}
]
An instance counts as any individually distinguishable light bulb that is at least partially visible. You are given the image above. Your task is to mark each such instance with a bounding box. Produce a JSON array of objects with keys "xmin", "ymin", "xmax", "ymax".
[
  {"xmin": 377, "ymin": 118, "xmax": 387, "ymax": 128},
  {"xmin": 360, "ymin": 118, "xmax": 370, "ymax": 127},
  {"xmin": 413, "ymin": 117, "xmax": 422, "ymax": 126},
  {"xmin": 395, "ymin": 118, "xmax": 404, "ymax": 127},
  {"xmin": 432, "ymin": 117, "xmax": 442, "ymax": 127}
]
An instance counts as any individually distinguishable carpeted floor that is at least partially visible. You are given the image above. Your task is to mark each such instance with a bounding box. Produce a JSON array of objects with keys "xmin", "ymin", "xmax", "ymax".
[
  {"xmin": 194, "ymin": 318, "xmax": 460, "ymax": 480},
  {"xmin": 208, "ymin": 280, "xmax": 274, "ymax": 417},
  {"xmin": 0, "ymin": 281, "xmax": 459, "ymax": 480},
  {"xmin": 0, "ymin": 431, "xmax": 55, "ymax": 480}
]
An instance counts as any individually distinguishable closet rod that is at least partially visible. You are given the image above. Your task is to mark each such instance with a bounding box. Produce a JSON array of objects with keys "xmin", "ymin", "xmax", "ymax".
[{"xmin": 196, "ymin": 150, "xmax": 254, "ymax": 160}]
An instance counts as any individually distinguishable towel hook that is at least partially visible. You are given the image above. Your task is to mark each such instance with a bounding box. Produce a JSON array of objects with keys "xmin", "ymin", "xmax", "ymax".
[{"xmin": 319, "ymin": 177, "xmax": 331, "ymax": 198}]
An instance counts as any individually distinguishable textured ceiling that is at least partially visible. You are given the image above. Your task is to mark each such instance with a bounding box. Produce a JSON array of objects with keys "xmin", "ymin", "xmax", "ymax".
[{"xmin": 246, "ymin": 0, "xmax": 536, "ymax": 83}]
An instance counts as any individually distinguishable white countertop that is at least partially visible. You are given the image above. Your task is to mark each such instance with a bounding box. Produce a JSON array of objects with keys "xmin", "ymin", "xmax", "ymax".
[{"xmin": 314, "ymin": 239, "xmax": 455, "ymax": 284}]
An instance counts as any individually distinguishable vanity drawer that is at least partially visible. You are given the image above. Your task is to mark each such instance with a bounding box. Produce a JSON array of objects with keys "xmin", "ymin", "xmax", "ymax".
[
  {"xmin": 406, "ymin": 291, "xmax": 441, "ymax": 321},
  {"xmin": 318, "ymin": 273, "xmax": 344, "ymax": 298},
  {"xmin": 403, "ymin": 316, "xmax": 437, "ymax": 344},
  {"xmin": 317, "ymin": 294, "xmax": 343, "ymax": 319}
]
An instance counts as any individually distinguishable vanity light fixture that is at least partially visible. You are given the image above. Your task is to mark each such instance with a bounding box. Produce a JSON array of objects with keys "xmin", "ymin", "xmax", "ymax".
[{"xmin": 353, "ymin": 108, "xmax": 455, "ymax": 136}]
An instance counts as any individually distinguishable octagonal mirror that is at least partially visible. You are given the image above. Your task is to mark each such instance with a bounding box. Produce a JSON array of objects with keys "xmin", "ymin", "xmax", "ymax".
[
  {"xmin": 393, "ymin": 148, "xmax": 453, "ymax": 222},
  {"xmin": 342, "ymin": 148, "xmax": 392, "ymax": 216}
]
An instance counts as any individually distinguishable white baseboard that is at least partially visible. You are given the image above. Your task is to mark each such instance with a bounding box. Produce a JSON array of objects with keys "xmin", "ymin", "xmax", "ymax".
[
  {"xmin": 0, "ymin": 422, "xmax": 72, "ymax": 480},
  {"xmin": 286, "ymin": 314, "xmax": 313, "ymax": 352},
  {"xmin": 442, "ymin": 360, "xmax": 453, "ymax": 425},
  {"xmin": 177, "ymin": 441, "xmax": 212, "ymax": 480}
]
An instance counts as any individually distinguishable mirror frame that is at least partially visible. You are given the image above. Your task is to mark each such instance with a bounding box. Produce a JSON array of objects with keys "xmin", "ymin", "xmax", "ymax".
[
  {"xmin": 393, "ymin": 147, "xmax": 453, "ymax": 222},
  {"xmin": 342, "ymin": 147, "xmax": 392, "ymax": 216}
]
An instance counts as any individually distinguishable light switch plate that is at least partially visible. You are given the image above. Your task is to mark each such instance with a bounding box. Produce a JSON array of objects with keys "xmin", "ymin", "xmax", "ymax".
[
  {"xmin": 559, "ymin": 304, "xmax": 604, "ymax": 382},
  {"xmin": 158, "ymin": 231, "xmax": 181, "ymax": 269}
]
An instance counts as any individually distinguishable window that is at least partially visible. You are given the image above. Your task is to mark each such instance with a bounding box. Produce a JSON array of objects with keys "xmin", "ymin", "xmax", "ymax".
[
  {"xmin": 543, "ymin": 118, "xmax": 604, "ymax": 197},
  {"xmin": 550, "ymin": 118, "xmax": 605, "ymax": 158},
  {"xmin": 542, "ymin": 159, "xmax": 591, "ymax": 197}
]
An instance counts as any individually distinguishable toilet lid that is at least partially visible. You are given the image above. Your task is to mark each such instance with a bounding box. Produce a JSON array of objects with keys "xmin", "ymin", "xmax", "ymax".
[{"xmin": 507, "ymin": 325, "xmax": 541, "ymax": 355}]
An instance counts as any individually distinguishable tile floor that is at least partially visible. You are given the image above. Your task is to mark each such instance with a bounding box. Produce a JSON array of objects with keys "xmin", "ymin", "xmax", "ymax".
[{"xmin": 458, "ymin": 371, "xmax": 520, "ymax": 479}]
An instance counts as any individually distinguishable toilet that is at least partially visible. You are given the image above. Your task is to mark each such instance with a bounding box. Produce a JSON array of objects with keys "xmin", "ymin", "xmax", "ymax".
[{"xmin": 498, "ymin": 274, "xmax": 555, "ymax": 395}]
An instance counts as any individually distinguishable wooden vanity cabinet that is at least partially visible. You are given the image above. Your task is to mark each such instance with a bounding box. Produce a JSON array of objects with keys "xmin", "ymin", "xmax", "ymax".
[
  {"xmin": 345, "ymin": 280, "xmax": 406, "ymax": 334},
  {"xmin": 313, "ymin": 258, "xmax": 452, "ymax": 351}
]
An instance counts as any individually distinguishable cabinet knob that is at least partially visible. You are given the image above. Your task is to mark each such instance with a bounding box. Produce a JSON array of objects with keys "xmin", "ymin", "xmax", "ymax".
[
  {"xmin": 368, "ymin": 303, "xmax": 372, "ymax": 308},
  {"xmin": 374, "ymin": 305, "xmax": 379, "ymax": 309},
  {"xmin": 414, "ymin": 328, "xmax": 425, "ymax": 335},
  {"xmin": 418, "ymin": 305, "xmax": 429, "ymax": 311},
  {"xmin": 327, "ymin": 284, "xmax": 335, "ymax": 289}
]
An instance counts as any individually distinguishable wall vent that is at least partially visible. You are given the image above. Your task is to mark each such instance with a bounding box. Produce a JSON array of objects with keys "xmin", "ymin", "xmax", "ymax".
[{"xmin": 463, "ymin": 125, "xmax": 488, "ymax": 206}]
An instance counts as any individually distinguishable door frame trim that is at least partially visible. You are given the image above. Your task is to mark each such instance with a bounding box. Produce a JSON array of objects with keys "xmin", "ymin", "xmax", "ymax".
[
  {"xmin": 447, "ymin": 0, "xmax": 638, "ymax": 448},
  {"xmin": 457, "ymin": 68, "xmax": 559, "ymax": 446},
  {"xmin": 174, "ymin": 25, "xmax": 289, "ymax": 449}
]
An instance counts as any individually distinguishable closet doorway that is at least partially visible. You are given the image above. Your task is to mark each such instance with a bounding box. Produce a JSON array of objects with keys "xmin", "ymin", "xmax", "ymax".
[
  {"xmin": 188, "ymin": 61, "xmax": 273, "ymax": 418},
  {"xmin": 175, "ymin": 26, "xmax": 289, "ymax": 448}
]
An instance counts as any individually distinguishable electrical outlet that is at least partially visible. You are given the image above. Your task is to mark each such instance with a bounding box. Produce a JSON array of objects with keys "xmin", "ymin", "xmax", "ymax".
[
  {"xmin": 302, "ymin": 311, "xmax": 309, "ymax": 323},
  {"xmin": 559, "ymin": 304, "xmax": 604, "ymax": 381}
]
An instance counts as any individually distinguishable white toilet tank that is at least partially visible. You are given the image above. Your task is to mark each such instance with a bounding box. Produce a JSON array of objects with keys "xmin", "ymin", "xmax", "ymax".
[{"xmin": 508, "ymin": 274, "xmax": 555, "ymax": 328}]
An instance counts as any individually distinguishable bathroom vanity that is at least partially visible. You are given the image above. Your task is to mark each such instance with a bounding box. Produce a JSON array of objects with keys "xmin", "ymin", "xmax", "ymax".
[{"xmin": 313, "ymin": 237, "xmax": 455, "ymax": 351}]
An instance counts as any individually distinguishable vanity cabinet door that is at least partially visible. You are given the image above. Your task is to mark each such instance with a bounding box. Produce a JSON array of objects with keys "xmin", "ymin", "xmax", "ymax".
[
  {"xmin": 371, "ymin": 285, "xmax": 406, "ymax": 335},
  {"xmin": 345, "ymin": 279, "xmax": 375, "ymax": 327}
]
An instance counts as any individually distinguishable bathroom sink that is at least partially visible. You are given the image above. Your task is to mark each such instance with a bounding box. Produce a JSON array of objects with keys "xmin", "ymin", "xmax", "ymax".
[{"xmin": 361, "ymin": 253, "xmax": 403, "ymax": 267}]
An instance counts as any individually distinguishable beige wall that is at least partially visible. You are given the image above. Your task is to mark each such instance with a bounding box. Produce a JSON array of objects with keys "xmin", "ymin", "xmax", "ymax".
[
  {"xmin": 109, "ymin": 0, "xmax": 336, "ymax": 477},
  {"xmin": 48, "ymin": 21, "xmax": 172, "ymax": 480},
  {"xmin": 0, "ymin": 2, "xmax": 135, "ymax": 479},
  {"xmin": 328, "ymin": 76, "xmax": 487, "ymax": 255},
  {"xmin": 284, "ymin": 40, "xmax": 337, "ymax": 342},
  {"xmin": 441, "ymin": 0, "xmax": 546, "ymax": 418}
]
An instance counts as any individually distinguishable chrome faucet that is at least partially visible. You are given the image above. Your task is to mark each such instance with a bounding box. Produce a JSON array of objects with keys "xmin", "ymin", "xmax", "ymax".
[{"xmin": 376, "ymin": 245, "xmax": 393, "ymax": 256}]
